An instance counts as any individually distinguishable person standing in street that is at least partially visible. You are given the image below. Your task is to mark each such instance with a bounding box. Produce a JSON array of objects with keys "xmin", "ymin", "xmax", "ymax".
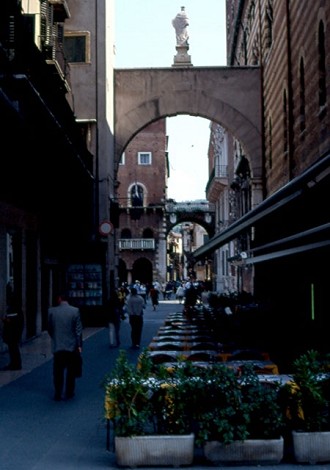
[
  {"xmin": 149, "ymin": 286, "xmax": 159, "ymax": 311},
  {"xmin": 1, "ymin": 294, "xmax": 24, "ymax": 371},
  {"xmin": 105, "ymin": 287, "xmax": 121, "ymax": 348},
  {"xmin": 47, "ymin": 292, "xmax": 82, "ymax": 401},
  {"xmin": 175, "ymin": 283, "xmax": 185, "ymax": 304},
  {"xmin": 126, "ymin": 287, "xmax": 144, "ymax": 349}
]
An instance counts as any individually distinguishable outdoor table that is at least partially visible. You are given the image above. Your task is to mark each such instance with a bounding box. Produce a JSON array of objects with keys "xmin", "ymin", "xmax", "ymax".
[
  {"xmin": 157, "ymin": 329, "xmax": 200, "ymax": 336},
  {"xmin": 224, "ymin": 360, "xmax": 280, "ymax": 375},
  {"xmin": 148, "ymin": 350, "xmax": 218, "ymax": 362},
  {"xmin": 159, "ymin": 361, "xmax": 213, "ymax": 372},
  {"xmin": 217, "ymin": 351, "xmax": 271, "ymax": 362},
  {"xmin": 149, "ymin": 341, "xmax": 217, "ymax": 352},
  {"xmin": 152, "ymin": 335, "xmax": 213, "ymax": 343},
  {"xmin": 148, "ymin": 342, "xmax": 188, "ymax": 351},
  {"xmin": 257, "ymin": 374, "xmax": 293, "ymax": 386}
]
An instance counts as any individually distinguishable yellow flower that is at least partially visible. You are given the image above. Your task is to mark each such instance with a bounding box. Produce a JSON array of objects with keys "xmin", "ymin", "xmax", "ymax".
[
  {"xmin": 104, "ymin": 394, "xmax": 118, "ymax": 420},
  {"xmin": 286, "ymin": 381, "xmax": 304, "ymax": 421}
]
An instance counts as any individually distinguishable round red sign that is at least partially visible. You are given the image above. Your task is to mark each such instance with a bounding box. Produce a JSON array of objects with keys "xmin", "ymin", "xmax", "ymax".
[{"xmin": 99, "ymin": 221, "xmax": 113, "ymax": 236}]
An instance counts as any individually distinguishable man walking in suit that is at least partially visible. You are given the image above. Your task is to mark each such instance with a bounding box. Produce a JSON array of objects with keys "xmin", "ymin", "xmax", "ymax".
[{"xmin": 48, "ymin": 293, "xmax": 82, "ymax": 401}]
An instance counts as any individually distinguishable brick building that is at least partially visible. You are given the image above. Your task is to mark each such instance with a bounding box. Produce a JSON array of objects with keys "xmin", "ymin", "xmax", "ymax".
[
  {"xmin": 197, "ymin": 0, "xmax": 330, "ymax": 369},
  {"xmin": 116, "ymin": 120, "xmax": 169, "ymax": 286}
]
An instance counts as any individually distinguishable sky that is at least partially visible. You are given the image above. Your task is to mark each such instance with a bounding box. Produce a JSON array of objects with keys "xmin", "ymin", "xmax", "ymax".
[{"xmin": 114, "ymin": 1, "xmax": 227, "ymax": 201}]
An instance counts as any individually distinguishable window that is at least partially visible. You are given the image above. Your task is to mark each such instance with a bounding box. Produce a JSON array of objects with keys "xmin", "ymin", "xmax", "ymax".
[
  {"xmin": 63, "ymin": 32, "xmax": 90, "ymax": 63},
  {"xmin": 283, "ymin": 89, "xmax": 288, "ymax": 155},
  {"xmin": 119, "ymin": 153, "xmax": 125, "ymax": 165},
  {"xmin": 130, "ymin": 184, "xmax": 144, "ymax": 220},
  {"xmin": 318, "ymin": 21, "xmax": 326, "ymax": 109},
  {"xmin": 299, "ymin": 58, "xmax": 306, "ymax": 133},
  {"xmin": 138, "ymin": 152, "xmax": 152, "ymax": 165},
  {"xmin": 268, "ymin": 117, "xmax": 273, "ymax": 168},
  {"xmin": 143, "ymin": 228, "xmax": 154, "ymax": 238},
  {"xmin": 121, "ymin": 228, "xmax": 131, "ymax": 238},
  {"xmin": 265, "ymin": 0, "xmax": 273, "ymax": 49},
  {"xmin": 131, "ymin": 184, "xmax": 144, "ymax": 206}
]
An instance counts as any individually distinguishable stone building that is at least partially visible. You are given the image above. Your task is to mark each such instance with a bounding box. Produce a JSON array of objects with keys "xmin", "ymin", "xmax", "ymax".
[
  {"xmin": 0, "ymin": 0, "xmax": 115, "ymax": 340},
  {"xmin": 197, "ymin": 0, "xmax": 330, "ymax": 368}
]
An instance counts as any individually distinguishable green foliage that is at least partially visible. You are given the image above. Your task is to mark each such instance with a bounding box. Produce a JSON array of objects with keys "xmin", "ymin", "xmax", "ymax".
[
  {"xmin": 193, "ymin": 364, "xmax": 250, "ymax": 445},
  {"xmin": 153, "ymin": 364, "xmax": 199, "ymax": 435},
  {"xmin": 103, "ymin": 350, "xmax": 286, "ymax": 442},
  {"xmin": 103, "ymin": 349, "xmax": 156, "ymax": 436},
  {"xmin": 239, "ymin": 363, "xmax": 285, "ymax": 439},
  {"xmin": 193, "ymin": 363, "xmax": 284, "ymax": 445},
  {"xmin": 280, "ymin": 350, "xmax": 330, "ymax": 432}
]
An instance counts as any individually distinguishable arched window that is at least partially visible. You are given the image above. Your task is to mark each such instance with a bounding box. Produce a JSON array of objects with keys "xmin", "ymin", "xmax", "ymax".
[
  {"xmin": 143, "ymin": 228, "xmax": 154, "ymax": 238},
  {"xmin": 265, "ymin": 0, "xmax": 273, "ymax": 49},
  {"xmin": 283, "ymin": 89, "xmax": 288, "ymax": 155},
  {"xmin": 131, "ymin": 184, "xmax": 144, "ymax": 207},
  {"xmin": 129, "ymin": 184, "xmax": 145, "ymax": 220},
  {"xmin": 268, "ymin": 116, "xmax": 273, "ymax": 169},
  {"xmin": 299, "ymin": 57, "xmax": 306, "ymax": 133},
  {"xmin": 121, "ymin": 228, "xmax": 131, "ymax": 239},
  {"xmin": 318, "ymin": 21, "xmax": 326, "ymax": 109}
]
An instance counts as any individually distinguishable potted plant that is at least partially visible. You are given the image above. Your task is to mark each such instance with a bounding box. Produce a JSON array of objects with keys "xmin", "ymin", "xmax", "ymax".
[
  {"xmin": 103, "ymin": 350, "xmax": 195, "ymax": 467},
  {"xmin": 280, "ymin": 349, "xmax": 330, "ymax": 464},
  {"xmin": 103, "ymin": 351, "xmax": 286, "ymax": 466},
  {"xmin": 197, "ymin": 363, "xmax": 285, "ymax": 465}
]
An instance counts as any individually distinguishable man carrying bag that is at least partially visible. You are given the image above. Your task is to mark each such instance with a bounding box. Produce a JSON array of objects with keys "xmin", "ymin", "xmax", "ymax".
[{"xmin": 48, "ymin": 293, "xmax": 82, "ymax": 401}]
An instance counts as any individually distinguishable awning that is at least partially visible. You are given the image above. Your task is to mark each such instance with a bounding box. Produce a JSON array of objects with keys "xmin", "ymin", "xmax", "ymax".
[{"xmin": 193, "ymin": 153, "xmax": 330, "ymax": 262}]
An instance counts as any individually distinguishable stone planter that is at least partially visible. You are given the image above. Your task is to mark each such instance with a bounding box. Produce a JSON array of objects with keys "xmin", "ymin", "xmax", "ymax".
[
  {"xmin": 292, "ymin": 430, "xmax": 330, "ymax": 464},
  {"xmin": 115, "ymin": 433, "xmax": 195, "ymax": 467},
  {"xmin": 204, "ymin": 437, "xmax": 284, "ymax": 465}
]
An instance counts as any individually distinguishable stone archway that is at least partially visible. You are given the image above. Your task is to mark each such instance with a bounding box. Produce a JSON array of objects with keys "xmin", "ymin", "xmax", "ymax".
[
  {"xmin": 132, "ymin": 257, "xmax": 153, "ymax": 285},
  {"xmin": 165, "ymin": 201, "xmax": 215, "ymax": 238},
  {"xmin": 114, "ymin": 66, "xmax": 262, "ymax": 178}
]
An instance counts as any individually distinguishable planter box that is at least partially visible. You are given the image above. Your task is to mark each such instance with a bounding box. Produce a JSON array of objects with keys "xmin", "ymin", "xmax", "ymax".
[
  {"xmin": 115, "ymin": 434, "xmax": 195, "ymax": 467},
  {"xmin": 204, "ymin": 437, "xmax": 284, "ymax": 465},
  {"xmin": 292, "ymin": 430, "xmax": 330, "ymax": 464}
]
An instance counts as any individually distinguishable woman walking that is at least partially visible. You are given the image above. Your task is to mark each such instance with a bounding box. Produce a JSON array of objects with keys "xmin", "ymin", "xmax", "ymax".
[{"xmin": 149, "ymin": 286, "xmax": 159, "ymax": 311}]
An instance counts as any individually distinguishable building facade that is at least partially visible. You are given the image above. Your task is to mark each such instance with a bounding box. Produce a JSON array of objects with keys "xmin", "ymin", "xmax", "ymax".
[
  {"xmin": 116, "ymin": 120, "xmax": 168, "ymax": 286},
  {"xmin": 2, "ymin": 1, "xmax": 329, "ymax": 370},
  {"xmin": 61, "ymin": 0, "xmax": 116, "ymax": 324},
  {"xmin": 0, "ymin": 0, "xmax": 116, "ymax": 349},
  {"xmin": 198, "ymin": 0, "xmax": 330, "ymax": 367}
]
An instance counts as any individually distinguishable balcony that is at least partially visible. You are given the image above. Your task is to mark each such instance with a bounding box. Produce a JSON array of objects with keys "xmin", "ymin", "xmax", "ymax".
[
  {"xmin": 48, "ymin": 0, "xmax": 71, "ymax": 22},
  {"xmin": 119, "ymin": 239, "xmax": 155, "ymax": 251},
  {"xmin": 206, "ymin": 164, "xmax": 228, "ymax": 202},
  {"xmin": 41, "ymin": 27, "xmax": 71, "ymax": 93}
]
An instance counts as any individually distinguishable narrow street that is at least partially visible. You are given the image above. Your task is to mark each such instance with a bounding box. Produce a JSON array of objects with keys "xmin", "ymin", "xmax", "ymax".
[{"xmin": 0, "ymin": 299, "xmax": 326, "ymax": 470}]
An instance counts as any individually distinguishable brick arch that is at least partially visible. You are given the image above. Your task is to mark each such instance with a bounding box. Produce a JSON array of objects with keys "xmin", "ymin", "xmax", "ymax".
[{"xmin": 114, "ymin": 66, "xmax": 262, "ymax": 179}]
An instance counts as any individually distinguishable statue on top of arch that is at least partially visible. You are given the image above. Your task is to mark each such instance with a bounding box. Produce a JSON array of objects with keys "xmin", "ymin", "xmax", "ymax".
[{"xmin": 172, "ymin": 6, "xmax": 189, "ymax": 47}]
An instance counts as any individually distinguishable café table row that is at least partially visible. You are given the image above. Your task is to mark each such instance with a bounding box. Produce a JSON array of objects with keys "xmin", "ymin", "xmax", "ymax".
[
  {"xmin": 147, "ymin": 350, "xmax": 279, "ymax": 374},
  {"xmin": 146, "ymin": 310, "xmax": 279, "ymax": 374}
]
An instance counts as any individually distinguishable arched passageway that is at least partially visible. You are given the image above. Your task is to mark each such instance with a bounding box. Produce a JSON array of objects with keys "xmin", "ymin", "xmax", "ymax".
[
  {"xmin": 132, "ymin": 258, "xmax": 153, "ymax": 285},
  {"xmin": 114, "ymin": 66, "xmax": 262, "ymax": 179},
  {"xmin": 165, "ymin": 201, "xmax": 215, "ymax": 237}
]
